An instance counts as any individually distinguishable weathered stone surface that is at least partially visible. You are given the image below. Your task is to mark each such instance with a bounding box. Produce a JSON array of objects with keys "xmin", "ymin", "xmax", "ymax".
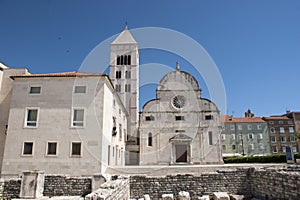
[
  {"xmin": 20, "ymin": 171, "xmax": 45, "ymax": 199},
  {"xmin": 198, "ymin": 195, "xmax": 210, "ymax": 200},
  {"xmin": 178, "ymin": 191, "xmax": 190, "ymax": 200},
  {"xmin": 161, "ymin": 194, "xmax": 174, "ymax": 199},
  {"xmin": 213, "ymin": 192, "xmax": 230, "ymax": 200},
  {"xmin": 144, "ymin": 194, "xmax": 151, "ymax": 200},
  {"xmin": 230, "ymin": 194, "xmax": 244, "ymax": 200}
]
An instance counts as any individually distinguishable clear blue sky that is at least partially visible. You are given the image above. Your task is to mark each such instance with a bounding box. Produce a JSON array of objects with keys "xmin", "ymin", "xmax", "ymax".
[{"xmin": 0, "ymin": 0, "xmax": 299, "ymax": 116}]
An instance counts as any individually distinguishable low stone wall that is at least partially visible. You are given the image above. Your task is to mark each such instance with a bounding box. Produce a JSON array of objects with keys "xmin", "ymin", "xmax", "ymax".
[
  {"xmin": 0, "ymin": 178, "xmax": 21, "ymax": 200},
  {"xmin": 44, "ymin": 175, "xmax": 92, "ymax": 197},
  {"xmin": 85, "ymin": 176, "xmax": 129, "ymax": 200},
  {"xmin": 130, "ymin": 168, "xmax": 252, "ymax": 199}
]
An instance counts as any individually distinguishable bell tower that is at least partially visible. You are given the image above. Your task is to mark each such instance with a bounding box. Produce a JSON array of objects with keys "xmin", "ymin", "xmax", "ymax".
[{"xmin": 109, "ymin": 25, "xmax": 139, "ymax": 165}]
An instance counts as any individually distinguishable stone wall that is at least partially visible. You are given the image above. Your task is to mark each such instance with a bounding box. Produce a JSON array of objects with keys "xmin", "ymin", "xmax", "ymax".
[
  {"xmin": 43, "ymin": 175, "xmax": 92, "ymax": 197},
  {"xmin": 0, "ymin": 178, "xmax": 21, "ymax": 200},
  {"xmin": 130, "ymin": 168, "xmax": 252, "ymax": 199},
  {"xmin": 85, "ymin": 176, "xmax": 129, "ymax": 200},
  {"xmin": 130, "ymin": 166, "xmax": 300, "ymax": 200}
]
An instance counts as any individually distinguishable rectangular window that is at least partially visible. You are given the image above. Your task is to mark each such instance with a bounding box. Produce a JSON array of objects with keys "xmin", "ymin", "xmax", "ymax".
[
  {"xmin": 270, "ymin": 127, "xmax": 275, "ymax": 133},
  {"xmin": 269, "ymin": 121, "xmax": 274, "ymax": 125},
  {"xmin": 238, "ymin": 125, "xmax": 242, "ymax": 130},
  {"xmin": 175, "ymin": 116, "xmax": 185, "ymax": 121},
  {"xmin": 29, "ymin": 86, "xmax": 41, "ymax": 94},
  {"xmin": 23, "ymin": 142, "xmax": 33, "ymax": 155},
  {"xmin": 249, "ymin": 144, "xmax": 254, "ymax": 150},
  {"xmin": 247, "ymin": 125, "xmax": 252, "ymax": 130},
  {"xmin": 272, "ymin": 146, "xmax": 277, "ymax": 153},
  {"xmin": 248, "ymin": 133, "xmax": 253, "ymax": 140},
  {"xmin": 259, "ymin": 143, "xmax": 264, "ymax": 150},
  {"xmin": 282, "ymin": 146, "xmax": 286, "ymax": 153},
  {"xmin": 290, "ymin": 135, "xmax": 295, "ymax": 142},
  {"xmin": 74, "ymin": 86, "xmax": 86, "ymax": 93},
  {"xmin": 72, "ymin": 109, "xmax": 84, "ymax": 127},
  {"xmin": 47, "ymin": 142, "xmax": 57, "ymax": 156},
  {"xmin": 231, "ymin": 134, "xmax": 235, "ymax": 140},
  {"xmin": 288, "ymin": 121, "xmax": 293, "ymax": 125},
  {"xmin": 205, "ymin": 115, "xmax": 213, "ymax": 120},
  {"xmin": 280, "ymin": 136, "xmax": 286, "ymax": 142},
  {"xmin": 232, "ymin": 145, "xmax": 236, "ymax": 150},
  {"xmin": 292, "ymin": 146, "xmax": 297, "ymax": 153},
  {"xmin": 208, "ymin": 131, "xmax": 213, "ymax": 145},
  {"xmin": 289, "ymin": 127, "xmax": 294, "ymax": 133},
  {"xmin": 125, "ymin": 84, "xmax": 131, "ymax": 92},
  {"xmin": 125, "ymin": 71, "xmax": 131, "ymax": 79},
  {"xmin": 71, "ymin": 142, "xmax": 81, "ymax": 156},
  {"xmin": 221, "ymin": 134, "xmax": 226, "ymax": 140},
  {"xmin": 257, "ymin": 133, "xmax": 263, "ymax": 140},
  {"xmin": 257, "ymin": 124, "xmax": 262, "ymax": 130},
  {"xmin": 115, "ymin": 84, "xmax": 121, "ymax": 92},
  {"xmin": 279, "ymin": 121, "xmax": 284, "ymax": 124},
  {"xmin": 119, "ymin": 124, "xmax": 122, "ymax": 141},
  {"xmin": 116, "ymin": 71, "xmax": 121, "ymax": 79},
  {"xmin": 230, "ymin": 124, "xmax": 235, "ymax": 130},
  {"xmin": 145, "ymin": 116, "xmax": 154, "ymax": 121},
  {"xmin": 271, "ymin": 136, "xmax": 276, "ymax": 143},
  {"xmin": 25, "ymin": 108, "xmax": 38, "ymax": 127},
  {"xmin": 280, "ymin": 127, "xmax": 285, "ymax": 133}
]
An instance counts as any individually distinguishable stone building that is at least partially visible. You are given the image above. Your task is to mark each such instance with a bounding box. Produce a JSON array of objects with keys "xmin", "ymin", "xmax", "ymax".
[
  {"xmin": 1, "ymin": 71, "xmax": 128, "ymax": 178},
  {"xmin": 0, "ymin": 63, "xmax": 29, "ymax": 175},
  {"xmin": 139, "ymin": 64, "xmax": 223, "ymax": 165},
  {"xmin": 221, "ymin": 110, "xmax": 270, "ymax": 157},
  {"xmin": 262, "ymin": 115, "xmax": 297, "ymax": 154}
]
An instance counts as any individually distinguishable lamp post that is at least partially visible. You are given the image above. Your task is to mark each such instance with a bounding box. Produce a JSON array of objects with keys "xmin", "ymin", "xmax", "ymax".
[{"xmin": 240, "ymin": 133, "xmax": 245, "ymax": 156}]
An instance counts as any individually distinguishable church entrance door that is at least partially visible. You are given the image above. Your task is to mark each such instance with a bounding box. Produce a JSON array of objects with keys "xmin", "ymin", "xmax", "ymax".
[{"xmin": 175, "ymin": 144, "xmax": 188, "ymax": 163}]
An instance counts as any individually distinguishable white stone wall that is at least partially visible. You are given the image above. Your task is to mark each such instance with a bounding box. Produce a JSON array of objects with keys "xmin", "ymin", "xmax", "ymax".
[{"xmin": 1, "ymin": 75, "xmax": 127, "ymax": 178}]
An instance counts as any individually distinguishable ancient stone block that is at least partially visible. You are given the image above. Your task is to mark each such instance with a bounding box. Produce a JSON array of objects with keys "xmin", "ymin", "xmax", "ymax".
[
  {"xmin": 162, "ymin": 194, "xmax": 174, "ymax": 200},
  {"xmin": 178, "ymin": 191, "xmax": 190, "ymax": 200},
  {"xmin": 19, "ymin": 170, "xmax": 45, "ymax": 199},
  {"xmin": 213, "ymin": 192, "xmax": 230, "ymax": 200}
]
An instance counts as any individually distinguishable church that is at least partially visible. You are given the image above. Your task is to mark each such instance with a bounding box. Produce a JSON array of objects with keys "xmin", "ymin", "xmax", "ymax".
[{"xmin": 0, "ymin": 26, "xmax": 222, "ymax": 178}]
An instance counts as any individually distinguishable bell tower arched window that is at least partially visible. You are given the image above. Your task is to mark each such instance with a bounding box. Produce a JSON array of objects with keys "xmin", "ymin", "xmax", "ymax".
[
  {"xmin": 148, "ymin": 133, "xmax": 153, "ymax": 146},
  {"xmin": 116, "ymin": 55, "xmax": 131, "ymax": 65}
]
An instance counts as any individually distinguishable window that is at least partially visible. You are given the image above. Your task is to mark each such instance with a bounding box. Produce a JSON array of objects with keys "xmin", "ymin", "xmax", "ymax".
[
  {"xmin": 282, "ymin": 146, "xmax": 286, "ymax": 153},
  {"xmin": 269, "ymin": 121, "xmax": 274, "ymax": 125},
  {"xmin": 222, "ymin": 145, "xmax": 226, "ymax": 151},
  {"xmin": 231, "ymin": 134, "xmax": 235, "ymax": 140},
  {"xmin": 145, "ymin": 116, "xmax": 154, "ymax": 121},
  {"xmin": 116, "ymin": 71, "xmax": 121, "ymax": 79},
  {"xmin": 270, "ymin": 127, "xmax": 275, "ymax": 133},
  {"xmin": 292, "ymin": 146, "xmax": 297, "ymax": 153},
  {"xmin": 230, "ymin": 124, "xmax": 235, "ymax": 130},
  {"xmin": 71, "ymin": 142, "xmax": 81, "ymax": 156},
  {"xmin": 125, "ymin": 71, "xmax": 131, "ymax": 79},
  {"xmin": 259, "ymin": 143, "xmax": 264, "ymax": 150},
  {"xmin": 289, "ymin": 127, "xmax": 294, "ymax": 133},
  {"xmin": 23, "ymin": 142, "xmax": 33, "ymax": 155},
  {"xmin": 247, "ymin": 125, "xmax": 252, "ymax": 130},
  {"xmin": 257, "ymin": 124, "xmax": 262, "ymax": 130},
  {"xmin": 288, "ymin": 121, "xmax": 293, "ymax": 125},
  {"xmin": 249, "ymin": 144, "xmax": 254, "ymax": 150},
  {"xmin": 280, "ymin": 127, "xmax": 285, "ymax": 133},
  {"xmin": 74, "ymin": 86, "xmax": 86, "ymax": 93},
  {"xmin": 29, "ymin": 86, "xmax": 41, "ymax": 94},
  {"xmin": 205, "ymin": 115, "xmax": 213, "ymax": 120},
  {"xmin": 148, "ymin": 133, "xmax": 153, "ymax": 146},
  {"xmin": 238, "ymin": 125, "xmax": 242, "ymax": 130},
  {"xmin": 290, "ymin": 135, "xmax": 295, "ymax": 142},
  {"xmin": 175, "ymin": 116, "xmax": 185, "ymax": 121},
  {"xmin": 280, "ymin": 136, "xmax": 286, "ymax": 142},
  {"xmin": 279, "ymin": 121, "xmax": 284, "ymax": 125},
  {"xmin": 232, "ymin": 145, "xmax": 236, "ymax": 150},
  {"xmin": 221, "ymin": 134, "xmax": 226, "ymax": 140},
  {"xmin": 271, "ymin": 136, "xmax": 276, "ymax": 143},
  {"xmin": 25, "ymin": 108, "xmax": 38, "ymax": 127},
  {"xmin": 115, "ymin": 84, "xmax": 121, "ymax": 92},
  {"xmin": 248, "ymin": 133, "xmax": 254, "ymax": 140},
  {"xmin": 112, "ymin": 117, "xmax": 117, "ymax": 136},
  {"xmin": 257, "ymin": 133, "xmax": 263, "ymax": 140},
  {"xmin": 272, "ymin": 146, "xmax": 277, "ymax": 153},
  {"xmin": 47, "ymin": 142, "xmax": 57, "ymax": 156},
  {"xmin": 208, "ymin": 131, "xmax": 213, "ymax": 145},
  {"xmin": 119, "ymin": 124, "xmax": 122, "ymax": 141},
  {"xmin": 117, "ymin": 55, "xmax": 131, "ymax": 65},
  {"xmin": 125, "ymin": 84, "xmax": 131, "ymax": 92},
  {"xmin": 72, "ymin": 109, "xmax": 84, "ymax": 127}
]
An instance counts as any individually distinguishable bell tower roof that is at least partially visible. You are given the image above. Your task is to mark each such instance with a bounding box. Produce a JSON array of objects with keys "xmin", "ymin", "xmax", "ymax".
[{"xmin": 111, "ymin": 25, "xmax": 137, "ymax": 44}]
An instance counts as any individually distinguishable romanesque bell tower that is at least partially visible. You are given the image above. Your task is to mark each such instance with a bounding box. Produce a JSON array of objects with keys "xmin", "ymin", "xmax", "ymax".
[{"xmin": 109, "ymin": 26, "xmax": 139, "ymax": 165}]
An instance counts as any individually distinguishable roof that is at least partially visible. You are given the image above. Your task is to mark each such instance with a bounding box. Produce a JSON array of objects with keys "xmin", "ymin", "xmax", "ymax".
[
  {"xmin": 11, "ymin": 71, "xmax": 106, "ymax": 79},
  {"xmin": 0, "ymin": 62, "xmax": 9, "ymax": 70},
  {"xmin": 221, "ymin": 115, "xmax": 266, "ymax": 123},
  {"xmin": 262, "ymin": 116, "xmax": 290, "ymax": 120},
  {"xmin": 111, "ymin": 26, "xmax": 137, "ymax": 44}
]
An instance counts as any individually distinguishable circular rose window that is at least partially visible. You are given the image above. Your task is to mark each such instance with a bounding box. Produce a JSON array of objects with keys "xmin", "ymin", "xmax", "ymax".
[{"xmin": 172, "ymin": 95, "xmax": 186, "ymax": 109}]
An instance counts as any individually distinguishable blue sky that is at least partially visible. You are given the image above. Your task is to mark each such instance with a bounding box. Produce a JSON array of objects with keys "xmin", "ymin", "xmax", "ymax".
[{"xmin": 0, "ymin": 0, "xmax": 299, "ymax": 116}]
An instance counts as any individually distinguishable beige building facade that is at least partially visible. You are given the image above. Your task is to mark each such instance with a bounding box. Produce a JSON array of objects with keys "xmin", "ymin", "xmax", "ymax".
[
  {"xmin": 1, "ymin": 72, "xmax": 128, "ymax": 178},
  {"xmin": 139, "ymin": 64, "xmax": 223, "ymax": 165}
]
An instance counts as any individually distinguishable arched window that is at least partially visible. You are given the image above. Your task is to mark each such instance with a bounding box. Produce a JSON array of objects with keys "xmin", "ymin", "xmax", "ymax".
[
  {"xmin": 128, "ymin": 55, "xmax": 131, "ymax": 65},
  {"xmin": 117, "ymin": 56, "xmax": 120, "ymax": 65},
  {"xmin": 148, "ymin": 133, "xmax": 153, "ymax": 146},
  {"xmin": 124, "ymin": 55, "xmax": 128, "ymax": 65},
  {"xmin": 120, "ymin": 55, "xmax": 124, "ymax": 65}
]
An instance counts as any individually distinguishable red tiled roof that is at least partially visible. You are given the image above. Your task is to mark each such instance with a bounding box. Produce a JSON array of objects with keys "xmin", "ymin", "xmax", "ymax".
[
  {"xmin": 262, "ymin": 116, "xmax": 290, "ymax": 120},
  {"xmin": 11, "ymin": 71, "xmax": 105, "ymax": 79},
  {"xmin": 221, "ymin": 115, "xmax": 265, "ymax": 123}
]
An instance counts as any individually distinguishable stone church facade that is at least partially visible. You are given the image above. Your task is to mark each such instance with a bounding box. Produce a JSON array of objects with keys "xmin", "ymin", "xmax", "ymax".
[{"xmin": 0, "ymin": 26, "xmax": 222, "ymax": 178}]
